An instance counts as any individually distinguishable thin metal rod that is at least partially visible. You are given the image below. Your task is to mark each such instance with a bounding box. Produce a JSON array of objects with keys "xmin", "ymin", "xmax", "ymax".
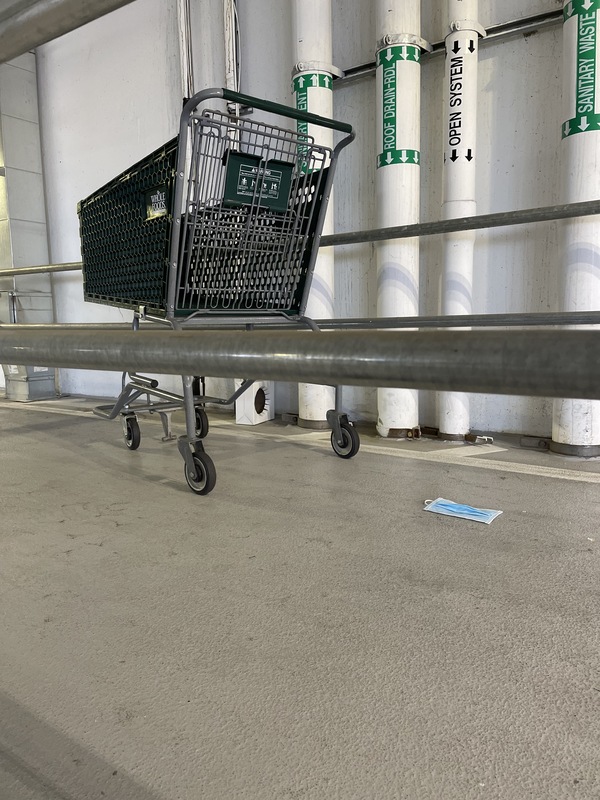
[
  {"xmin": 1, "ymin": 328, "xmax": 600, "ymax": 400},
  {"xmin": 320, "ymin": 199, "xmax": 600, "ymax": 248},
  {"xmin": 8, "ymin": 196, "xmax": 597, "ymax": 272},
  {"xmin": 0, "ymin": 262, "xmax": 82, "ymax": 279},
  {"xmin": 312, "ymin": 311, "xmax": 600, "ymax": 330},
  {"xmin": 0, "ymin": 0, "xmax": 136, "ymax": 64},
  {"xmin": 338, "ymin": 10, "xmax": 562, "ymax": 83},
  {"xmin": 4, "ymin": 198, "xmax": 600, "ymax": 277},
  {"xmin": 4, "ymin": 310, "xmax": 600, "ymax": 330}
]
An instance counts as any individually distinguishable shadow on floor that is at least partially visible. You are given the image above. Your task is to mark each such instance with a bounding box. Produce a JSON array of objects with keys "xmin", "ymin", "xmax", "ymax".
[{"xmin": 0, "ymin": 690, "xmax": 163, "ymax": 800}]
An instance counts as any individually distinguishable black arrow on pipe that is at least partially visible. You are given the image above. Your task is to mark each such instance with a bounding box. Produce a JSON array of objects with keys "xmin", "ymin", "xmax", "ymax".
[
  {"xmin": 466, "ymin": 149, "xmax": 473, "ymax": 161},
  {"xmin": 450, "ymin": 150, "xmax": 459, "ymax": 162},
  {"xmin": 468, "ymin": 40, "xmax": 475, "ymax": 53},
  {"xmin": 452, "ymin": 41, "xmax": 461, "ymax": 54}
]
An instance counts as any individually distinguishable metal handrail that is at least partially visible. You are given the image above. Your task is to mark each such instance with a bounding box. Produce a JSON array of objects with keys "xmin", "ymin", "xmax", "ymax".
[
  {"xmin": 0, "ymin": 262, "xmax": 82, "ymax": 279},
  {"xmin": 0, "ymin": 0, "xmax": 136, "ymax": 64},
  {"xmin": 3, "ymin": 311, "xmax": 600, "ymax": 330},
  {"xmin": 320, "ymin": 199, "xmax": 600, "ymax": 248},
  {"xmin": 1, "ymin": 327, "xmax": 600, "ymax": 400},
  {"xmin": 3, "ymin": 195, "xmax": 600, "ymax": 284}
]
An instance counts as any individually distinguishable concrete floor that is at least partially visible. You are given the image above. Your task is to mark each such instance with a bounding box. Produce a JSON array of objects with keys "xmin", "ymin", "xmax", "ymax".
[{"xmin": 0, "ymin": 396, "xmax": 599, "ymax": 800}]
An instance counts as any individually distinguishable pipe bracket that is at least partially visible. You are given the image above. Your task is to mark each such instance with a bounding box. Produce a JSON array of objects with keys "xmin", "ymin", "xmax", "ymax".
[
  {"xmin": 376, "ymin": 33, "xmax": 433, "ymax": 53},
  {"xmin": 448, "ymin": 20, "xmax": 487, "ymax": 38},
  {"xmin": 292, "ymin": 61, "xmax": 344, "ymax": 79}
]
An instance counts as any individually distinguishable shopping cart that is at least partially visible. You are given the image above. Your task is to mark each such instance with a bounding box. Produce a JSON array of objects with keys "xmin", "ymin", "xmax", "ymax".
[{"xmin": 78, "ymin": 88, "xmax": 357, "ymax": 494}]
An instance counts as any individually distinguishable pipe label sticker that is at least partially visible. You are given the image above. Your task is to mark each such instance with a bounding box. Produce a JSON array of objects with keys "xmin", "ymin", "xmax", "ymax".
[
  {"xmin": 376, "ymin": 46, "xmax": 421, "ymax": 169},
  {"xmin": 293, "ymin": 72, "xmax": 332, "ymax": 170},
  {"xmin": 563, "ymin": 1, "xmax": 600, "ymax": 137},
  {"xmin": 443, "ymin": 35, "xmax": 477, "ymax": 164}
]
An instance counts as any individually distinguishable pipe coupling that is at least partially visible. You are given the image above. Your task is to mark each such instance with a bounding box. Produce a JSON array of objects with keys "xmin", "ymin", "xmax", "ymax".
[
  {"xmin": 376, "ymin": 33, "xmax": 432, "ymax": 53},
  {"xmin": 448, "ymin": 20, "xmax": 487, "ymax": 37},
  {"xmin": 292, "ymin": 61, "xmax": 344, "ymax": 79}
]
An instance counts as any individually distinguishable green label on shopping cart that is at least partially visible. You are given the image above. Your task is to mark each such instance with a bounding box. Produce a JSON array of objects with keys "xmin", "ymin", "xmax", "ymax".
[
  {"xmin": 145, "ymin": 185, "xmax": 168, "ymax": 219},
  {"xmin": 223, "ymin": 152, "xmax": 293, "ymax": 213}
]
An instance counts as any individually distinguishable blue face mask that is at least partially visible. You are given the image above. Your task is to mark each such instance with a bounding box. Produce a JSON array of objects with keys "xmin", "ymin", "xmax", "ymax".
[{"xmin": 424, "ymin": 498, "xmax": 502, "ymax": 525}]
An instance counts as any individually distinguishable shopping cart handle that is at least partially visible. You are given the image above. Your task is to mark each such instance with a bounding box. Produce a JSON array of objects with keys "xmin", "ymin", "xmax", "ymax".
[{"xmin": 183, "ymin": 87, "xmax": 354, "ymax": 136}]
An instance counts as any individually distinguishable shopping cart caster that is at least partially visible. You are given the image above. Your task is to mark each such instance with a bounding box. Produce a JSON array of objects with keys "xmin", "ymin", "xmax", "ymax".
[
  {"xmin": 327, "ymin": 411, "xmax": 360, "ymax": 460},
  {"xmin": 122, "ymin": 415, "xmax": 141, "ymax": 451},
  {"xmin": 179, "ymin": 438, "xmax": 216, "ymax": 495},
  {"xmin": 195, "ymin": 407, "xmax": 209, "ymax": 439}
]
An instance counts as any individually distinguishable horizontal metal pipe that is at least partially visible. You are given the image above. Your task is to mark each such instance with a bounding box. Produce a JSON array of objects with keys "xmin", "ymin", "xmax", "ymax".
[
  {"xmin": 0, "ymin": 262, "xmax": 82, "ymax": 279},
  {"xmin": 5, "ymin": 199, "xmax": 600, "ymax": 275},
  {"xmin": 320, "ymin": 200, "xmax": 600, "ymax": 248},
  {"xmin": 1, "ymin": 328, "xmax": 600, "ymax": 399},
  {"xmin": 311, "ymin": 311, "xmax": 600, "ymax": 330},
  {"xmin": 338, "ymin": 10, "xmax": 562, "ymax": 83},
  {"xmin": 4, "ymin": 310, "xmax": 600, "ymax": 331},
  {"xmin": 0, "ymin": 0, "xmax": 136, "ymax": 63}
]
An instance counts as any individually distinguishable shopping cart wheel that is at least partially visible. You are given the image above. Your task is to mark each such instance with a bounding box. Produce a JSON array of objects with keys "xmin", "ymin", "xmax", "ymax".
[
  {"xmin": 195, "ymin": 408, "xmax": 209, "ymax": 439},
  {"xmin": 123, "ymin": 416, "xmax": 141, "ymax": 451},
  {"xmin": 184, "ymin": 451, "xmax": 217, "ymax": 495},
  {"xmin": 331, "ymin": 420, "xmax": 360, "ymax": 459}
]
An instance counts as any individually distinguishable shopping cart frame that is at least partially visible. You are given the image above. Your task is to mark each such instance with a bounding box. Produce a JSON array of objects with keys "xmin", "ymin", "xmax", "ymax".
[{"xmin": 87, "ymin": 87, "xmax": 356, "ymax": 494}]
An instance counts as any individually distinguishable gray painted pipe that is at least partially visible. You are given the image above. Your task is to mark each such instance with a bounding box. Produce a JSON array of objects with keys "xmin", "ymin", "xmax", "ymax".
[
  {"xmin": 1, "ymin": 328, "xmax": 600, "ymax": 399},
  {"xmin": 0, "ymin": 0, "xmax": 136, "ymax": 63}
]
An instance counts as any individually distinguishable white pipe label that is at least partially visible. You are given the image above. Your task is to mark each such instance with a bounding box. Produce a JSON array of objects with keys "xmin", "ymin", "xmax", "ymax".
[
  {"xmin": 563, "ymin": 0, "xmax": 600, "ymax": 137},
  {"xmin": 444, "ymin": 35, "xmax": 477, "ymax": 164},
  {"xmin": 376, "ymin": 46, "xmax": 421, "ymax": 169}
]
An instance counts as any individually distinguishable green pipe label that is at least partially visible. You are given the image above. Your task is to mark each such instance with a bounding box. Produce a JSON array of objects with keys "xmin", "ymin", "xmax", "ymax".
[
  {"xmin": 376, "ymin": 46, "xmax": 421, "ymax": 169},
  {"xmin": 563, "ymin": 1, "xmax": 600, "ymax": 137},
  {"xmin": 293, "ymin": 72, "xmax": 333, "ymax": 134},
  {"xmin": 293, "ymin": 72, "xmax": 333, "ymax": 170}
]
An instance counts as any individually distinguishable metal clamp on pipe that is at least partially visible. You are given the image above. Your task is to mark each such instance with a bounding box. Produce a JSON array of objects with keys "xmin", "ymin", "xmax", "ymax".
[
  {"xmin": 292, "ymin": 61, "xmax": 345, "ymax": 78},
  {"xmin": 376, "ymin": 33, "xmax": 433, "ymax": 52}
]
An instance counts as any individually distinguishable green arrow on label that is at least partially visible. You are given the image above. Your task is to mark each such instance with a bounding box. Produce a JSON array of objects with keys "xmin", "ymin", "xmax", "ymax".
[
  {"xmin": 293, "ymin": 72, "xmax": 333, "ymax": 93},
  {"xmin": 563, "ymin": 5, "xmax": 599, "ymax": 137},
  {"xmin": 376, "ymin": 45, "xmax": 421, "ymax": 66},
  {"xmin": 293, "ymin": 73, "xmax": 333, "ymax": 171},
  {"xmin": 563, "ymin": 113, "xmax": 600, "ymax": 137},
  {"xmin": 564, "ymin": 0, "xmax": 600, "ymax": 21},
  {"xmin": 377, "ymin": 149, "xmax": 420, "ymax": 168},
  {"xmin": 377, "ymin": 45, "xmax": 422, "ymax": 168}
]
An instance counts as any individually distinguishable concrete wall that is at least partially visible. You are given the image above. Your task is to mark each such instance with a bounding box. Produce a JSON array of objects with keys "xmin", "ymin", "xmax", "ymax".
[
  {"xmin": 0, "ymin": 51, "xmax": 53, "ymax": 393},
  {"xmin": 36, "ymin": 0, "xmax": 566, "ymax": 436},
  {"xmin": 37, "ymin": 0, "xmax": 182, "ymax": 397}
]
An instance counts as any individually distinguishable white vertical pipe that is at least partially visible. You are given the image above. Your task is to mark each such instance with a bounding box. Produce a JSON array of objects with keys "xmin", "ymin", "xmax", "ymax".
[
  {"xmin": 224, "ymin": 0, "xmax": 238, "ymax": 92},
  {"xmin": 375, "ymin": 1, "xmax": 423, "ymax": 438},
  {"xmin": 552, "ymin": 0, "xmax": 600, "ymax": 455},
  {"xmin": 438, "ymin": 0, "xmax": 483, "ymax": 439},
  {"xmin": 293, "ymin": 0, "xmax": 336, "ymax": 428},
  {"xmin": 177, "ymin": 0, "xmax": 194, "ymax": 99}
]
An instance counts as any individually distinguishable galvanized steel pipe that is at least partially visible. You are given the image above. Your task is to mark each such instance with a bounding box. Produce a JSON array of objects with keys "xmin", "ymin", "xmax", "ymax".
[
  {"xmin": 320, "ymin": 199, "xmax": 600, "ymax": 248},
  {"xmin": 0, "ymin": 262, "xmax": 82, "ymax": 279},
  {"xmin": 1, "ymin": 328, "xmax": 600, "ymax": 399},
  {"xmin": 0, "ymin": 0, "xmax": 137, "ymax": 63}
]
